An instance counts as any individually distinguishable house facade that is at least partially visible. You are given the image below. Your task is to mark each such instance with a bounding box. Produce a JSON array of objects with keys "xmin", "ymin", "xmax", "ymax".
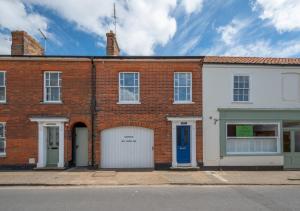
[
  {"xmin": 0, "ymin": 31, "xmax": 203, "ymax": 169},
  {"xmin": 1, "ymin": 30, "xmax": 300, "ymax": 170},
  {"xmin": 203, "ymin": 57, "xmax": 300, "ymax": 169}
]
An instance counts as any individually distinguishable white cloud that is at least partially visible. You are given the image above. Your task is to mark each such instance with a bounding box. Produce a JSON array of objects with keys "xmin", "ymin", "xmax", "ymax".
[
  {"xmin": 253, "ymin": 0, "xmax": 300, "ymax": 32},
  {"xmin": 180, "ymin": 0, "xmax": 204, "ymax": 14},
  {"xmin": 0, "ymin": 0, "xmax": 49, "ymax": 54},
  {"xmin": 0, "ymin": 34, "xmax": 11, "ymax": 54},
  {"xmin": 0, "ymin": 0, "xmax": 48, "ymax": 35},
  {"xmin": 204, "ymin": 18, "xmax": 300, "ymax": 57},
  {"xmin": 216, "ymin": 19, "xmax": 248, "ymax": 45},
  {"xmin": 23, "ymin": 0, "xmax": 204, "ymax": 55},
  {"xmin": 221, "ymin": 40, "xmax": 300, "ymax": 57}
]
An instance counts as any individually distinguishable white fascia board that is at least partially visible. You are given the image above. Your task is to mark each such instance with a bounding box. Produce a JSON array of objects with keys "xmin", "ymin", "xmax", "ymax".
[
  {"xmin": 30, "ymin": 117, "xmax": 69, "ymax": 122},
  {"xmin": 167, "ymin": 116, "xmax": 202, "ymax": 121}
]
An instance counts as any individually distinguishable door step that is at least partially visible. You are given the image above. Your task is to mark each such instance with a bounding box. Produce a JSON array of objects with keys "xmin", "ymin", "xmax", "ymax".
[
  {"xmin": 170, "ymin": 166, "xmax": 200, "ymax": 171},
  {"xmin": 34, "ymin": 167, "xmax": 66, "ymax": 171}
]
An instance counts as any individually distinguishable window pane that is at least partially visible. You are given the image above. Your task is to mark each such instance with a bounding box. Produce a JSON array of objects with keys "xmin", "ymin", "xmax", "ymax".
[
  {"xmin": 227, "ymin": 138, "xmax": 277, "ymax": 154},
  {"xmin": 233, "ymin": 75, "xmax": 249, "ymax": 102},
  {"xmin": 0, "ymin": 73, "xmax": 4, "ymax": 86},
  {"xmin": 179, "ymin": 87, "xmax": 187, "ymax": 101},
  {"xmin": 50, "ymin": 87, "xmax": 60, "ymax": 101},
  {"xmin": 227, "ymin": 124, "xmax": 278, "ymax": 137},
  {"xmin": 123, "ymin": 73, "xmax": 135, "ymax": 86},
  {"xmin": 0, "ymin": 124, "xmax": 3, "ymax": 137},
  {"xmin": 178, "ymin": 74, "xmax": 187, "ymax": 86},
  {"xmin": 121, "ymin": 87, "xmax": 135, "ymax": 101},
  {"xmin": 0, "ymin": 87, "xmax": 5, "ymax": 101},
  {"xmin": 175, "ymin": 87, "xmax": 179, "ymax": 101},
  {"xmin": 50, "ymin": 73, "xmax": 59, "ymax": 86},
  {"xmin": 0, "ymin": 141, "xmax": 4, "ymax": 153}
]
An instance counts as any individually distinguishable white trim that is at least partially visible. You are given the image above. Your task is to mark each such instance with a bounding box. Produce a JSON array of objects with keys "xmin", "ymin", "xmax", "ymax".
[
  {"xmin": 118, "ymin": 72, "xmax": 140, "ymax": 104},
  {"xmin": 30, "ymin": 117, "xmax": 68, "ymax": 168},
  {"xmin": 174, "ymin": 72, "xmax": 192, "ymax": 103},
  {"xmin": 173, "ymin": 101, "xmax": 195, "ymax": 104},
  {"xmin": 168, "ymin": 117, "xmax": 200, "ymax": 168},
  {"xmin": 225, "ymin": 121, "xmax": 281, "ymax": 155},
  {"xmin": 167, "ymin": 116, "xmax": 202, "ymax": 121},
  {"xmin": 232, "ymin": 74, "xmax": 251, "ymax": 103},
  {"xmin": 204, "ymin": 63, "xmax": 300, "ymax": 70},
  {"xmin": 43, "ymin": 71, "xmax": 62, "ymax": 103},
  {"xmin": 0, "ymin": 71, "xmax": 6, "ymax": 103},
  {"xmin": 30, "ymin": 117, "xmax": 69, "ymax": 122}
]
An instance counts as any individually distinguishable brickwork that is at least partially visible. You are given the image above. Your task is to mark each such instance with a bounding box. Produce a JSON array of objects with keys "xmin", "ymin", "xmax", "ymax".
[
  {"xmin": 94, "ymin": 60, "xmax": 203, "ymax": 167},
  {"xmin": 0, "ymin": 59, "xmax": 92, "ymax": 166},
  {"xmin": 11, "ymin": 31, "xmax": 44, "ymax": 56}
]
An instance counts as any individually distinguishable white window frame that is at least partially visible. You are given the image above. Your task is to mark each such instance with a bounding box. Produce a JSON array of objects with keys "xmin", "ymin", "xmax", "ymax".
[
  {"xmin": 0, "ymin": 122, "xmax": 6, "ymax": 156},
  {"xmin": 0, "ymin": 71, "xmax": 6, "ymax": 103},
  {"xmin": 43, "ymin": 71, "xmax": 62, "ymax": 103},
  {"xmin": 174, "ymin": 72, "xmax": 192, "ymax": 104},
  {"xmin": 225, "ymin": 122, "xmax": 281, "ymax": 155},
  {"xmin": 232, "ymin": 74, "xmax": 250, "ymax": 103},
  {"xmin": 118, "ymin": 72, "xmax": 140, "ymax": 104}
]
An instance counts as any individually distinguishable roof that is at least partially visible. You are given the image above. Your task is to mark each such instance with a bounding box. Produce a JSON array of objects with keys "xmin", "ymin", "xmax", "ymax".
[
  {"xmin": 204, "ymin": 56, "xmax": 300, "ymax": 66},
  {"xmin": 0, "ymin": 55, "xmax": 204, "ymax": 59}
]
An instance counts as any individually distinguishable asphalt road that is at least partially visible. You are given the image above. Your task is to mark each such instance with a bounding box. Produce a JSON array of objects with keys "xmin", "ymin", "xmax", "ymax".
[{"xmin": 0, "ymin": 185, "xmax": 299, "ymax": 211}]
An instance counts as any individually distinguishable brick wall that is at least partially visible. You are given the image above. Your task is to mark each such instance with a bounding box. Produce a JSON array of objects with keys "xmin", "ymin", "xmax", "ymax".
[
  {"xmin": 11, "ymin": 31, "xmax": 44, "ymax": 56},
  {"xmin": 94, "ymin": 60, "xmax": 203, "ymax": 167},
  {"xmin": 0, "ymin": 59, "xmax": 92, "ymax": 166}
]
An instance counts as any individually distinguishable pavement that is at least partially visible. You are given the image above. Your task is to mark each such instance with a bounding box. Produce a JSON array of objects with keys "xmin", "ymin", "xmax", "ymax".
[
  {"xmin": 0, "ymin": 169, "xmax": 300, "ymax": 186},
  {"xmin": 1, "ymin": 186, "xmax": 300, "ymax": 211}
]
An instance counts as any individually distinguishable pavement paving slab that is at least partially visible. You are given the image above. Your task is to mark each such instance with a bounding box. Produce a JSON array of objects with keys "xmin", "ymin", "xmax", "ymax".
[{"xmin": 0, "ymin": 170, "xmax": 300, "ymax": 186}]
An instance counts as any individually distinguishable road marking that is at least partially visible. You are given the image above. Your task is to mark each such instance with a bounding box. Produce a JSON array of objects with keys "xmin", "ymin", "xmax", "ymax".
[{"xmin": 205, "ymin": 171, "xmax": 228, "ymax": 183}]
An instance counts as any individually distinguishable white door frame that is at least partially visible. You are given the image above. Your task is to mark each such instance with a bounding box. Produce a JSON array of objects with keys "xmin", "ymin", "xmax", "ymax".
[
  {"xmin": 167, "ymin": 117, "xmax": 202, "ymax": 168},
  {"xmin": 30, "ymin": 117, "xmax": 68, "ymax": 168}
]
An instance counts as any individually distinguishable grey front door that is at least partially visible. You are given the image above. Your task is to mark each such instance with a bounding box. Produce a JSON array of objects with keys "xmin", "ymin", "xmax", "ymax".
[
  {"xmin": 283, "ymin": 130, "xmax": 300, "ymax": 169},
  {"xmin": 46, "ymin": 127, "xmax": 59, "ymax": 167},
  {"xmin": 75, "ymin": 127, "xmax": 88, "ymax": 166}
]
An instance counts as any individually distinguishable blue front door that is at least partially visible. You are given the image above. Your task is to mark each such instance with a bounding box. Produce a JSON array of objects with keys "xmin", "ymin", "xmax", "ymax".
[{"xmin": 176, "ymin": 125, "xmax": 191, "ymax": 164}]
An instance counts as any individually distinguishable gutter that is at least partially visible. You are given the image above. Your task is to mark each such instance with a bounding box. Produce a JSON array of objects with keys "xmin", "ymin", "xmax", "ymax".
[{"xmin": 90, "ymin": 57, "xmax": 96, "ymax": 167}]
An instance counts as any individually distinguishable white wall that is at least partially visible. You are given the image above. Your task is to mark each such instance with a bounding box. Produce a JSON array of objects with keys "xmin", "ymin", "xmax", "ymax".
[{"xmin": 203, "ymin": 64, "xmax": 300, "ymax": 166}]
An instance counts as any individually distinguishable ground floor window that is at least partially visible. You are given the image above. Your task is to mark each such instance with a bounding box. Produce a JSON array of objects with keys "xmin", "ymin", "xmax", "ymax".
[
  {"xmin": 0, "ymin": 123, "xmax": 6, "ymax": 155},
  {"xmin": 226, "ymin": 123, "xmax": 280, "ymax": 154}
]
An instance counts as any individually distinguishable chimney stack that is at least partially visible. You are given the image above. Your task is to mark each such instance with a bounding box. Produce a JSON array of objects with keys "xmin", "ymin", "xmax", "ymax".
[
  {"xmin": 106, "ymin": 30, "xmax": 120, "ymax": 56},
  {"xmin": 11, "ymin": 31, "xmax": 44, "ymax": 56}
]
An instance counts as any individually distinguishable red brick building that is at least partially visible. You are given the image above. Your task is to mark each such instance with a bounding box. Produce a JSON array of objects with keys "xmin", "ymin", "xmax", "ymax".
[{"xmin": 0, "ymin": 31, "xmax": 203, "ymax": 169}]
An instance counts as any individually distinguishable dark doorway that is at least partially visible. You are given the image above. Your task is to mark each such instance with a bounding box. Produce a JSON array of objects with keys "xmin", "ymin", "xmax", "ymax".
[{"xmin": 71, "ymin": 122, "xmax": 88, "ymax": 167}]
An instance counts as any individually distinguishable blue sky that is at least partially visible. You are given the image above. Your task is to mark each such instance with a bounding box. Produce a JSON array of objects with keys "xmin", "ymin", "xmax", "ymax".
[{"xmin": 1, "ymin": 0, "xmax": 300, "ymax": 57}]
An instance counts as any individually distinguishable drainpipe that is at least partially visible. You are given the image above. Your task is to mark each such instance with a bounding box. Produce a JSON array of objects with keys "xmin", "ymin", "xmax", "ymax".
[{"xmin": 90, "ymin": 57, "xmax": 96, "ymax": 167}]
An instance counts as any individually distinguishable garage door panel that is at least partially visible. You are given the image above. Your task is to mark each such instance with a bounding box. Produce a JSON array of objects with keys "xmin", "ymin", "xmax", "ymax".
[{"xmin": 101, "ymin": 127, "xmax": 154, "ymax": 168}]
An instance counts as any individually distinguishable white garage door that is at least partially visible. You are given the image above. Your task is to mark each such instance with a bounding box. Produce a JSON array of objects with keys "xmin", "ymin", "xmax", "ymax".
[{"xmin": 101, "ymin": 127, "xmax": 154, "ymax": 168}]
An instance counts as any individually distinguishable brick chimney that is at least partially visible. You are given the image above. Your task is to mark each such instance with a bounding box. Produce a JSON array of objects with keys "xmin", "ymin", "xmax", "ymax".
[
  {"xmin": 11, "ymin": 31, "xmax": 44, "ymax": 56},
  {"xmin": 106, "ymin": 30, "xmax": 120, "ymax": 56}
]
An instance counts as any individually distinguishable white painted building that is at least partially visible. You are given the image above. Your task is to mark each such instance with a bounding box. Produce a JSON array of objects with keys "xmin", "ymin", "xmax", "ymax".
[{"xmin": 203, "ymin": 57, "xmax": 300, "ymax": 169}]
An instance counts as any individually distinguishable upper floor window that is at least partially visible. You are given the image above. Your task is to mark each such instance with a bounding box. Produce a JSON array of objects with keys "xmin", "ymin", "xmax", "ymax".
[
  {"xmin": 44, "ymin": 72, "xmax": 62, "ymax": 103},
  {"xmin": 0, "ymin": 71, "xmax": 6, "ymax": 103},
  {"xmin": 174, "ymin": 72, "xmax": 192, "ymax": 103},
  {"xmin": 0, "ymin": 123, "xmax": 6, "ymax": 155},
  {"xmin": 233, "ymin": 75, "xmax": 249, "ymax": 102},
  {"xmin": 119, "ymin": 72, "xmax": 139, "ymax": 103}
]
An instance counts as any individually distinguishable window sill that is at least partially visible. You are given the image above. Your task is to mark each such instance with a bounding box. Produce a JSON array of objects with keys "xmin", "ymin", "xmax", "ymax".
[
  {"xmin": 40, "ymin": 101, "xmax": 63, "ymax": 104},
  {"xmin": 231, "ymin": 101, "xmax": 253, "ymax": 104},
  {"xmin": 0, "ymin": 102, "xmax": 7, "ymax": 104},
  {"xmin": 173, "ymin": 101, "xmax": 194, "ymax": 104},
  {"xmin": 117, "ymin": 101, "xmax": 141, "ymax": 105},
  {"xmin": 0, "ymin": 153, "xmax": 6, "ymax": 158}
]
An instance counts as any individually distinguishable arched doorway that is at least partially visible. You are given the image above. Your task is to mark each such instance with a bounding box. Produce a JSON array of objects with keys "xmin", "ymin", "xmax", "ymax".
[{"xmin": 72, "ymin": 122, "xmax": 88, "ymax": 167}]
